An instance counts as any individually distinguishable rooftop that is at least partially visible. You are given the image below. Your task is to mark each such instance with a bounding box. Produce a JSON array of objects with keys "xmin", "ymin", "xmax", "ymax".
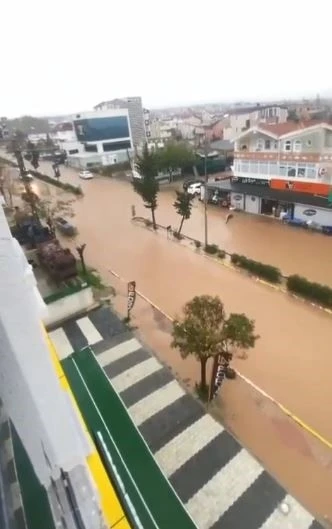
[
  {"xmin": 259, "ymin": 120, "xmax": 332, "ymax": 137},
  {"xmin": 228, "ymin": 104, "xmax": 288, "ymax": 116}
]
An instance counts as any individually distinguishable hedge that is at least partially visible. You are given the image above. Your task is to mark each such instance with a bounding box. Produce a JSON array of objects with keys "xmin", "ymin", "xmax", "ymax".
[
  {"xmin": 231, "ymin": 253, "xmax": 281, "ymax": 283},
  {"xmin": 204, "ymin": 243, "xmax": 219, "ymax": 255},
  {"xmin": 287, "ymin": 275, "xmax": 332, "ymax": 308},
  {"xmin": 30, "ymin": 170, "xmax": 83, "ymax": 195},
  {"xmin": 0, "ymin": 156, "xmax": 83, "ymax": 195}
]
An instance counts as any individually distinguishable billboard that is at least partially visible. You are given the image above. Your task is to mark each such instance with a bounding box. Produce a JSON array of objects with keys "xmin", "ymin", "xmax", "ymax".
[
  {"xmin": 74, "ymin": 116, "xmax": 130, "ymax": 142},
  {"xmin": 270, "ymin": 179, "xmax": 330, "ymax": 195}
]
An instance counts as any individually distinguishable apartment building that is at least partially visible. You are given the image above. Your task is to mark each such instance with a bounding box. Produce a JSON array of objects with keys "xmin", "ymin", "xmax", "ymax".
[
  {"xmin": 207, "ymin": 121, "xmax": 332, "ymax": 225},
  {"xmin": 223, "ymin": 104, "xmax": 288, "ymax": 141},
  {"xmin": 94, "ymin": 96, "xmax": 146, "ymax": 147}
]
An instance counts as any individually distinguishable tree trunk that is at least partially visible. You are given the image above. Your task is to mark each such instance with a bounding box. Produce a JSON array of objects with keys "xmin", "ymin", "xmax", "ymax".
[
  {"xmin": 151, "ymin": 207, "xmax": 157, "ymax": 230},
  {"xmin": 178, "ymin": 216, "xmax": 185, "ymax": 235},
  {"xmin": 200, "ymin": 357, "xmax": 207, "ymax": 390}
]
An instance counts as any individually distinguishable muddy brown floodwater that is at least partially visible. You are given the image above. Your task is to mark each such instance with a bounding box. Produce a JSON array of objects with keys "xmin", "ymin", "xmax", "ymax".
[{"xmin": 31, "ymin": 163, "xmax": 332, "ymax": 520}]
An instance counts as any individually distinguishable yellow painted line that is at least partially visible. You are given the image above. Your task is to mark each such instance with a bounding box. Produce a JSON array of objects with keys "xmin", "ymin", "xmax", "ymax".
[
  {"xmin": 108, "ymin": 269, "xmax": 332, "ymax": 452},
  {"xmin": 278, "ymin": 404, "xmax": 332, "ymax": 450},
  {"xmin": 43, "ymin": 327, "xmax": 130, "ymax": 529}
]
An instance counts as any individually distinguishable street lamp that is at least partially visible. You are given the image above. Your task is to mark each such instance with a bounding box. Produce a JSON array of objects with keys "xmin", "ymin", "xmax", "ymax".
[{"xmin": 203, "ymin": 140, "xmax": 209, "ymax": 248}]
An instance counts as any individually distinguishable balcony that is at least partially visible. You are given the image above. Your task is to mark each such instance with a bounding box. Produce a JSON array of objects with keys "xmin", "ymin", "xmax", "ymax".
[{"xmin": 234, "ymin": 151, "xmax": 322, "ymax": 163}]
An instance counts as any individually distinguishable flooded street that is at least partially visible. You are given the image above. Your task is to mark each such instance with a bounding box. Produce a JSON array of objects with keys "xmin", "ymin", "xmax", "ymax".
[
  {"xmin": 37, "ymin": 159, "xmax": 332, "ymax": 284},
  {"xmin": 18, "ymin": 160, "xmax": 332, "ymax": 519},
  {"xmin": 55, "ymin": 172, "xmax": 332, "ymax": 438}
]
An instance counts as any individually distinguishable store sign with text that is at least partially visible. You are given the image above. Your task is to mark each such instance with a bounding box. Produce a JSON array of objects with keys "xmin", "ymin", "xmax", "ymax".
[
  {"xmin": 270, "ymin": 180, "xmax": 330, "ymax": 195},
  {"xmin": 232, "ymin": 177, "xmax": 270, "ymax": 186}
]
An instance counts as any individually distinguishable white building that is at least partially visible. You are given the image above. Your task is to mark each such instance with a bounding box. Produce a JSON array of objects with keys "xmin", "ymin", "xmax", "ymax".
[
  {"xmin": 0, "ymin": 206, "xmax": 107, "ymax": 528},
  {"xmin": 94, "ymin": 96, "xmax": 146, "ymax": 148},
  {"xmin": 223, "ymin": 104, "xmax": 288, "ymax": 141},
  {"xmin": 56, "ymin": 109, "xmax": 133, "ymax": 169}
]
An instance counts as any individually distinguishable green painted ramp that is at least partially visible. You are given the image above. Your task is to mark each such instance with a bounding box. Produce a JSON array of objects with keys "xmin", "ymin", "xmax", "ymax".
[{"xmin": 62, "ymin": 347, "xmax": 197, "ymax": 529}]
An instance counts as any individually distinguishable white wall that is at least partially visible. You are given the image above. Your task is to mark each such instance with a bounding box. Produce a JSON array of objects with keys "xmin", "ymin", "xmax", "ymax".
[
  {"xmin": 230, "ymin": 192, "xmax": 244, "ymax": 210},
  {"xmin": 294, "ymin": 204, "xmax": 332, "ymax": 225},
  {"xmin": 43, "ymin": 287, "xmax": 94, "ymax": 327},
  {"xmin": 245, "ymin": 195, "xmax": 260, "ymax": 214}
]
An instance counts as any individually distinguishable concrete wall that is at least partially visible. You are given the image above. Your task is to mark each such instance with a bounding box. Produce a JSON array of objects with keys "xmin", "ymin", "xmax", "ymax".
[
  {"xmin": 245, "ymin": 195, "xmax": 260, "ymax": 214},
  {"xmin": 43, "ymin": 287, "xmax": 94, "ymax": 327},
  {"xmin": 294, "ymin": 204, "xmax": 332, "ymax": 225}
]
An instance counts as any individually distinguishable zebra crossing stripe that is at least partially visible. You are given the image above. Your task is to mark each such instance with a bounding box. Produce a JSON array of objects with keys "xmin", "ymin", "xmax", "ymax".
[
  {"xmin": 49, "ymin": 328, "xmax": 73, "ymax": 359},
  {"xmin": 186, "ymin": 449, "xmax": 263, "ymax": 529},
  {"xmin": 128, "ymin": 380, "xmax": 185, "ymax": 427},
  {"xmin": 98, "ymin": 338, "xmax": 141, "ymax": 368},
  {"xmin": 76, "ymin": 317, "xmax": 103, "ymax": 345},
  {"xmin": 259, "ymin": 495, "xmax": 314, "ymax": 529},
  {"xmin": 154, "ymin": 415, "xmax": 222, "ymax": 478},
  {"xmin": 111, "ymin": 357, "xmax": 163, "ymax": 393}
]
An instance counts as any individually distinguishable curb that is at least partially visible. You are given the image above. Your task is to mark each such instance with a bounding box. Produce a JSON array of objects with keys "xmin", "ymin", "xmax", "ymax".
[
  {"xmin": 108, "ymin": 266, "xmax": 332, "ymax": 452},
  {"xmin": 132, "ymin": 218, "xmax": 332, "ymax": 318}
]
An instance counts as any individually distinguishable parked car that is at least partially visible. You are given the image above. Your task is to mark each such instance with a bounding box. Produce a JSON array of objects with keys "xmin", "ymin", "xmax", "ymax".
[
  {"xmin": 79, "ymin": 170, "xmax": 94, "ymax": 180},
  {"xmin": 183, "ymin": 178, "xmax": 204, "ymax": 190},
  {"xmin": 54, "ymin": 216, "xmax": 77, "ymax": 237},
  {"xmin": 187, "ymin": 182, "xmax": 202, "ymax": 195}
]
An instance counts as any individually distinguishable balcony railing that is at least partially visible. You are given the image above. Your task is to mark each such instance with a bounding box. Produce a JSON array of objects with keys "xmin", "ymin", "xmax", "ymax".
[{"xmin": 235, "ymin": 150, "xmax": 332, "ymax": 163}]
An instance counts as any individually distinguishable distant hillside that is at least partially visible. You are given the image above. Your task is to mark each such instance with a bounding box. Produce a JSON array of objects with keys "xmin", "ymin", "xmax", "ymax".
[{"xmin": 7, "ymin": 115, "xmax": 51, "ymax": 134}]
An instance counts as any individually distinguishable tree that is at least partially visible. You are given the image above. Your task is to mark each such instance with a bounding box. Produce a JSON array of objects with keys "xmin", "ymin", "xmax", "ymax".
[
  {"xmin": 132, "ymin": 144, "xmax": 159, "ymax": 229},
  {"xmin": 76, "ymin": 244, "xmax": 87, "ymax": 275},
  {"xmin": 156, "ymin": 142, "xmax": 195, "ymax": 182},
  {"xmin": 173, "ymin": 190, "xmax": 194, "ymax": 235},
  {"xmin": 171, "ymin": 295, "xmax": 258, "ymax": 394}
]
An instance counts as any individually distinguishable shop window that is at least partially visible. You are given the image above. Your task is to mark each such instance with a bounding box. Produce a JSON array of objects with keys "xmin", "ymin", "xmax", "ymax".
[
  {"xmin": 250, "ymin": 162, "xmax": 258, "ymax": 173},
  {"xmin": 259, "ymin": 163, "xmax": 268, "ymax": 174},
  {"xmin": 287, "ymin": 166, "xmax": 296, "ymax": 177},
  {"xmin": 297, "ymin": 167, "xmax": 306, "ymax": 178},
  {"xmin": 283, "ymin": 140, "xmax": 292, "ymax": 151},
  {"xmin": 293, "ymin": 140, "xmax": 302, "ymax": 152}
]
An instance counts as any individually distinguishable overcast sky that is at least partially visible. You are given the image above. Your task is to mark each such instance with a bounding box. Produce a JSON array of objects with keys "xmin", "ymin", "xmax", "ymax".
[{"xmin": 2, "ymin": 0, "xmax": 331, "ymax": 117}]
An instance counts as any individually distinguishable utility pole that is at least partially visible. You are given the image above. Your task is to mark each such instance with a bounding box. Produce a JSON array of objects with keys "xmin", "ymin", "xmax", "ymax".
[{"xmin": 204, "ymin": 139, "xmax": 209, "ymax": 248}]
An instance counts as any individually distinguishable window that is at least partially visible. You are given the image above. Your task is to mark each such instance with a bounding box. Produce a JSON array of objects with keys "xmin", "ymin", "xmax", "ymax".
[
  {"xmin": 283, "ymin": 140, "xmax": 291, "ymax": 151},
  {"xmin": 102, "ymin": 140, "xmax": 131, "ymax": 152},
  {"xmin": 293, "ymin": 140, "xmax": 302, "ymax": 152},
  {"xmin": 68, "ymin": 149, "xmax": 78, "ymax": 155},
  {"xmin": 256, "ymin": 139, "xmax": 264, "ymax": 151},
  {"xmin": 74, "ymin": 116, "xmax": 130, "ymax": 142},
  {"xmin": 274, "ymin": 141, "xmax": 278, "ymax": 149},
  {"xmin": 287, "ymin": 166, "xmax": 296, "ymax": 177},
  {"xmin": 245, "ymin": 119, "xmax": 250, "ymax": 129},
  {"xmin": 240, "ymin": 161, "xmax": 249, "ymax": 172},
  {"xmin": 269, "ymin": 162, "xmax": 278, "ymax": 175},
  {"xmin": 250, "ymin": 162, "xmax": 258, "ymax": 173},
  {"xmin": 264, "ymin": 140, "xmax": 271, "ymax": 150},
  {"xmin": 84, "ymin": 143, "xmax": 97, "ymax": 152},
  {"xmin": 279, "ymin": 165, "xmax": 287, "ymax": 177},
  {"xmin": 259, "ymin": 163, "xmax": 268, "ymax": 174},
  {"xmin": 297, "ymin": 167, "xmax": 306, "ymax": 178},
  {"xmin": 306, "ymin": 164, "xmax": 316, "ymax": 179}
]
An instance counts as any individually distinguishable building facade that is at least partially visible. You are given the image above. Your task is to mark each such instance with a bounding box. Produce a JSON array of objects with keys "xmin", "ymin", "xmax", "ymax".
[
  {"xmin": 94, "ymin": 96, "xmax": 146, "ymax": 148},
  {"xmin": 55, "ymin": 109, "xmax": 133, "ymax": 169},
  {"xmin": 206, "ymin": 121, "xmax": 332, "ymax": 225},
  {"xmin": 0, "ymin": 206, "xmax": 107, "ymax": 528},
  {"xmin": 223, "ymin": 105, "xmax": 288, "ymax": 141}
]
